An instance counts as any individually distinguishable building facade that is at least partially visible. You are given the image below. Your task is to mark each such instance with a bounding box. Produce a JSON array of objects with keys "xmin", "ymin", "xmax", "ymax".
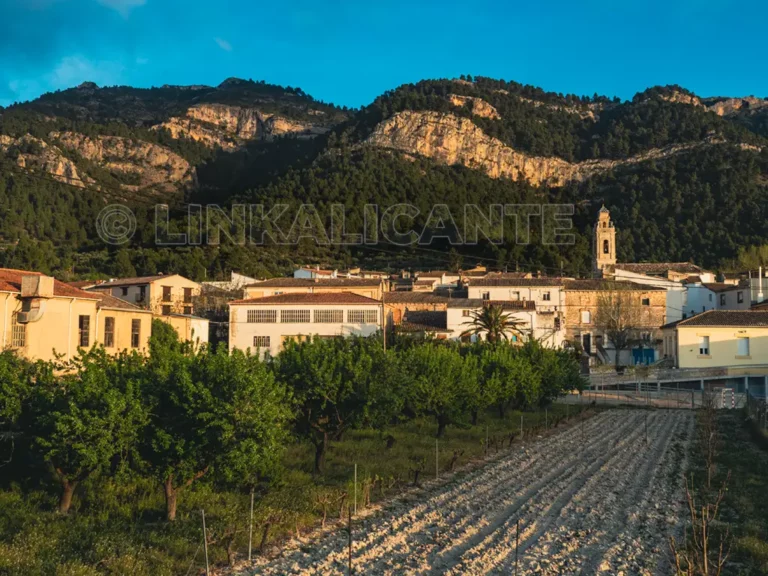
[
  {"xmin": 88, "ymin": 274, "xmax": 201, "ymax": 316},
  {"xmin": 0, "ymin": 269, "xmax": 152, "ymax": 362},
  {"xmin": 228, "ymin": 292, "xmax": 382, "ymax": 358},
  {"xmin": 243, "ymin": 278, "xmax": 384, "ymax": 301},
  {"xmin": 563, "ymin": 279, "xmax": 667, "ymax": 365},
  {"xmin": 662, "ymin": 310, "xmax": 768, "ymax": 369}
]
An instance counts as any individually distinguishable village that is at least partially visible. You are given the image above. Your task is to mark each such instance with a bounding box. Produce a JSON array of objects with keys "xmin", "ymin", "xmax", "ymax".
[{"xmin": 4, "ymin": 207, "xmax": 767, "ymax": 394}]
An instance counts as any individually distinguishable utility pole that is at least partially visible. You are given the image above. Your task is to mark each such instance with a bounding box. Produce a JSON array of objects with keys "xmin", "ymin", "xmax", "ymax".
[{"xmin": 201, "ymin": 509, "xmax": 210, "ymax": 576}]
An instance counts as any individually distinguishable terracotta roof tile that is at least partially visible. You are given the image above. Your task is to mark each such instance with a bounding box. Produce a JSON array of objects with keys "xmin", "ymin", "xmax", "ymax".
[
  {"xmin": 471, "ymin": 278, "xmax": 567, "ymax": 287},
  {"xmin": 674, "ymin": 310, "xmax": 768, "ymax": 327},
  {"xmin": 0, "ymin": 268, "xmax": 97, "ymax": 299},
  {"xmin": 229, "ymin": 292, "xmax": 381, "ymax": 305},
  {"xmin": 245, "ymin": 278, "xmax": 381, "ymax": 288}
]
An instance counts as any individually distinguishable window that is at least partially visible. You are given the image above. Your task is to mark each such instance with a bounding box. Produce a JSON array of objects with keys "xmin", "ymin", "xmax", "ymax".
[
  {"xmin": 482, "ymin": 292, "xmax": 490, "ymax": 301},
  {"xmin": 162, "ymin": 286, "xmax": 172, "ymax": 302},
  {"xmin": 136, "ymin": 286, "xmax": 146, "ymax": 303},
  {"xmin": 162, "ymin": 305, "xmax": 171, "ymax": 316},
  {"xmin": 708, "ymin": 293, "xmax": 713, "ymax": 302},
  {"xmin": 512, "ymin": 291, "xmax": 520, "ymax": 300},
  {"xmin": 183, "ymin": 306, "xmax": 192, "ymax": 315},
  {"xmin": 131, "ymin": 319, "xmax": 141, "ymax": 348},
  {"xmin": 121, "ymin": 287, "xmax": 128, "ymax": 296},
  {"xmin": 183, "ymin": 287, "xmax": 193, "ymax": 303},
  {"xmin": 641, "ymin": 298, "xmax": 650, "ymax": 306},
  {"xmin": 737, "ymin": 337, "xmax": 750, "ymax": 357},
  {"xmin": 542, "ymin": 292, "xmax": 551, "ymax": 301},
  {"xmin": 738, "ymin": 291, "xmax": 744, "ymax": 304},
  {"xmin": 554, "ymin": 317, "xmax": 561, "ymax": 330},
  {"xmin": 104, "ymin": 317, "xmax": 115, "ymax": 348},
  {"xmin": 603, "ymin": 239, "xmax": 610, "ymax": 254},
  {"xmin": 247, "ymin": 310, "xmax": 277, "ymax": 323},
  {"xmin": 462, "ymin": 309, "xmax": 471, "ymax": 317},
  {"xmin": 699, "ymin": 336, "xmax": 710, "ymax": 356},
  {"xmin": 11, "ymin": 313, "xmax": 26, "ymax": 348},
  {"xmin": 253, "ymin": 336, "xmax": 271, "ymax": 348},
  {"xmin": 314, "ymin": 309, "xmax": 343, "ymax": 323},
  {"xmin": 347, "ymin": 309, "xmax": 378, "ymax": 324},
  {"xmin": 78, "ymin": 315, "xmax": 90, "ymax": 347},
  {"xmin": 580, "ymin": 310, "xmax": 591, "ymax": 324},
  {"xmin": 281, "ymin": 309, "xmax": 311, "ymax": 323},
  {"xmin": 720, "ymin": 294, "xmax": 726, "ymax": 306}
]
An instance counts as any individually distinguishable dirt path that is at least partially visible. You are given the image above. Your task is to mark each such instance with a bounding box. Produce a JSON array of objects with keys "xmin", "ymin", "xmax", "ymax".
[{"xmin": 246, "ymin": 410, "xmax": 693, "ymax": 576}]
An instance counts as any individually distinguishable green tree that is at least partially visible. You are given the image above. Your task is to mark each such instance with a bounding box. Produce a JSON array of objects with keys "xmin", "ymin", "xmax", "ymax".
[
  {"xmin": 0, "ymin": 350, "xmax": 36, "ymax": 465},
  {"xmin": 404, "ymin": 343, "xmax": 479, "ymax": 437},
  {"xmin": 274, "ymin": 336, "xmax": 382, "ymax": 474},
  {"xmin": 142, "ymin": 320, "xmax": 291, "ymax": 520},
  {"xmin": 477, "ymin": 343, "xmax": 536, "ymax": 417},
  {"xmin": 32, "ymin": 348, "xmax": 147, "ymax": 514}
]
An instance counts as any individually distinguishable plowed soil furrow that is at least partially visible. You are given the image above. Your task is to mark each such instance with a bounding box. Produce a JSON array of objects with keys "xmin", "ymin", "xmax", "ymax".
[{"xmin": 247, "ymin": 409, "xmax": 693, "ymax": 576}]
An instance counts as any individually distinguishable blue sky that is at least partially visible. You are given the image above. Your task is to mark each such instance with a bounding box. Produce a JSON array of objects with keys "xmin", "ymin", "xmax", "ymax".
[{"xmin": 1, "ymin": 0, "xmax": 766, "ymax": 108}]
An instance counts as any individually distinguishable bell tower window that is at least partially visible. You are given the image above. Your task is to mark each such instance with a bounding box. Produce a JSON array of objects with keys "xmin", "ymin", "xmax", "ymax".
[{"xmin": 603, "ymin": 239, "xmax": 610, "ymax": 254}]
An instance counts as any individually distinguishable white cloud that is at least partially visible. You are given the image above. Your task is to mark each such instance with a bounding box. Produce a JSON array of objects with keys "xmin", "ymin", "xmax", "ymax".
[
  {"xmin": 214, "ymin": 37, "xmax": 233, "ymax": 52},
  {"xmin": 96, "ymin": 0, "xmax": 147, "ymax": 18},
  {"xmin": 48, "ymin": 55, "xmax": 125, "ymax": 90}
]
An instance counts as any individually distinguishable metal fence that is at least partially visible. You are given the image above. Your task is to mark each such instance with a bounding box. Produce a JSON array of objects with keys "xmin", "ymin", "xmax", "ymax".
[
  {"xmin": 563, "ymin": 387, "xmax": 746, "ymax": 410},
  {"xmin": 746, "ymin": 391, "xmax": 768, "ymax": 429}
]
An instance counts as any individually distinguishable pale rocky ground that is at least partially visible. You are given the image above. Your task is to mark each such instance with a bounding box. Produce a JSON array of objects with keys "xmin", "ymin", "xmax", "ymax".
[{"xmin": 245, "ymin": 410, "xmax": 694, "ymax": 576}]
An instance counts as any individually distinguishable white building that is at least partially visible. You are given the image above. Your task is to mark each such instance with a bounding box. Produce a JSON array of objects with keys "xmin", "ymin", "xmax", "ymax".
[
  {"xmin": 293, "ymin": 267, "xmax": 338, "ymax": 279},
  {"xmin": 610, "ymin": 267, "xmax": 688, "ymax": 324},
  {"xmin": 684, "ymin": 281, "xmax": 750, "ymax": 318},
  {"xmin": 467, "ymin": 278, "xmax": 565, "ymax": 313},
  {"xmin": 228, "ymin": 292, "xmax": 381, "ymax": 358}
]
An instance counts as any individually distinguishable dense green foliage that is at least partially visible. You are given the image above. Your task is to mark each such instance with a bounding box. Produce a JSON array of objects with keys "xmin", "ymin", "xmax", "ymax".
[
  {"xmin": 1, "ymin": 76, "xmax": 768, "ymax": 277},
  {"xmin": 0, "ymin": 328, "xmax": 583, "ymax": 574}
]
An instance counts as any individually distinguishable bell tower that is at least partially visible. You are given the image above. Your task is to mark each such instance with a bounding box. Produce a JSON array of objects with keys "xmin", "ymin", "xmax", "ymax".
[{"xmin": 593, "ymin": 206, "xmax": 616, "ymax": 275}]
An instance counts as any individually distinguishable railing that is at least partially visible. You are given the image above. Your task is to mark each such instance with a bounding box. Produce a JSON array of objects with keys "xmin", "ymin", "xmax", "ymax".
[
  {"xmin": 746, "ymin": 391, "xmax": 768, "ymax": 430},
  {"xmin": 563, "ymin": 387, "xmax": 746, "ymax": 410}
]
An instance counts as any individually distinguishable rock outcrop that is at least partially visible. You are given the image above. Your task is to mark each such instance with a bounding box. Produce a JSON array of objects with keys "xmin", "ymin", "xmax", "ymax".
[
  {"xmin": 155, "ymin": 103, "xmax": 328, "ymax": 150},
  {"xmin": 448, "ymin": 94, "xmax": 501, "ymax": 119},
  {"xmin": 705, "ymin": 96, "xmax": 768, "ymax": 116},
  {"xmin": 516, "ymin": 97, "xmax": 599, "ymax": 121},
  {"xmin": 367, "ymin": 111, "xmax": 759, "ymax": 187},
  {"xmin": 0, "ymin": 134, "xmax": 94, "ymax": 188},
  {"xmin": 50, "ymin": 131, "xmax": 195, "ymax": 192},
  {"xmin": 654, "ymin": 90, "xmax": 768, "ymax": 117}
]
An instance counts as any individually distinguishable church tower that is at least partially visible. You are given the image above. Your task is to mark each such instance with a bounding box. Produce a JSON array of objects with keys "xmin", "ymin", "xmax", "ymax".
[{"xmin": 593, "ymin": 206, "xmax": 616, "ymax": 275}]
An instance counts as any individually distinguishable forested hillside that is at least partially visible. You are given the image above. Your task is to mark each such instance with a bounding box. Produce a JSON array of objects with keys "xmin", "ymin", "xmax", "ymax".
[{"xmin": 0, "ymin": 76, "xmax": 767, "ymax": 279}]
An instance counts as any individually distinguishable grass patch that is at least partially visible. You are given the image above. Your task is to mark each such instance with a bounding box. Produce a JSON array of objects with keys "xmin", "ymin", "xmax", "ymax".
[
  {"xmin": 0, "ymin": 403, "xmax": 588, "ymax": 575},
  {"xmin": 688, "ymin": 411, "xmax": 768, "ymax": 575}
]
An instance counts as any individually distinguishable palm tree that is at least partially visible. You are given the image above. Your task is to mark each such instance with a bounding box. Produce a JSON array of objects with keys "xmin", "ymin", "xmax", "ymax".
[{"xmin": 460, "ymin": 305, "xmax": 528, "ymax": 344}]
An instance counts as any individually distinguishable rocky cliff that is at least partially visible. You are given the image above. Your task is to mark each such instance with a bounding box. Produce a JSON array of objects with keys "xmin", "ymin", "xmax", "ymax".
[
  {"xmin": 366, "ymin": 110, "xmax": 759, "ymax": 186},
  {"xmin": 155, "ymin": 103, "xmax": 329, "ymax": 150},
  {"xmin": 50, "ymin": 131, "xmax": 195, "ymax": 192},
  {"xmin": 0, "ymin": 134, "xmax": 94, "ymax": 188}
]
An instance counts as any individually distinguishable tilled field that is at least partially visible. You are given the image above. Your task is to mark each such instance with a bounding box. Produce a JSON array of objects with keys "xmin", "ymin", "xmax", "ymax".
[{"xmin": 249, "ymin": 410, "xmax": 693, "ymax": 575}]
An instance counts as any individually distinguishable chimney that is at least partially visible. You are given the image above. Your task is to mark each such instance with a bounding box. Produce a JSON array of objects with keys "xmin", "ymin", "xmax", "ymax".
[{"xmin": 21, "ymin": 275, "xmax": 54, "ymax": 298}]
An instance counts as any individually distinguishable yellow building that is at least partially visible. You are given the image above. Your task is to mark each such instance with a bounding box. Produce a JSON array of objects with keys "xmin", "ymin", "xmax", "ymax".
[
  {"xmin": 0, "ymin": 268, "xmax": 152, "ymax": 362},
  {"xmin": 154, "ymin": 313, "xmax": 210, "ymax": 348},
  {"xmin": 662, "ymin": 310, "xmax": 768, "ymax": 369},
  {"xmin": 87, "ymin": 274, "xmax": 201, "ymax": 316},
  {"xmin": 243, "ymin": 278, "xmax": 384, "ymax": 300}
]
